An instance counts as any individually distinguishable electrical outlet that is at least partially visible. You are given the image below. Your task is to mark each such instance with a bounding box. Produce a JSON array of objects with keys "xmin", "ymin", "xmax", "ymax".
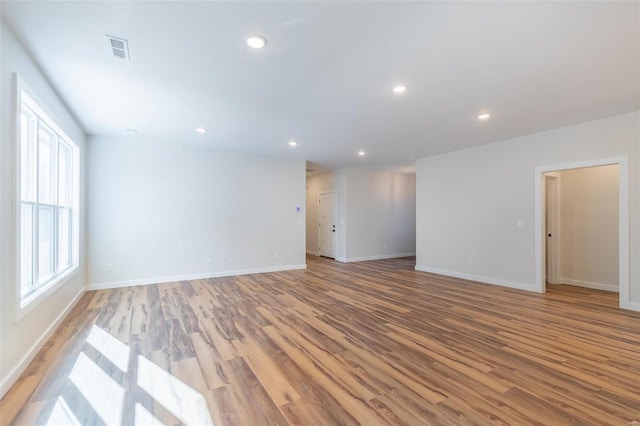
[
  {"xmin": 206, "ymin": 257, "xmax": 212, "ymax": 264},
  {"xmin": 467, "ymin": 258, "xmax": 473, "ymax": 265},
  {"xmin": 222, "ymin": 256, "xmax": 227, "ymax": 263},
  {"xmin": 273, "ymin": 252, "xmax": 279, "ymax": 259},
  {"xmin": 105, "ymin": 264, "xmax": 113, "ymax": 272}
]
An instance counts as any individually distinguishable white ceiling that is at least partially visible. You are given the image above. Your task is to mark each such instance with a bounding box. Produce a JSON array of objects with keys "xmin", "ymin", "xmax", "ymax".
[{"xmin": 2, "ymin": 1, "xmax": 638, "ymax": 171}]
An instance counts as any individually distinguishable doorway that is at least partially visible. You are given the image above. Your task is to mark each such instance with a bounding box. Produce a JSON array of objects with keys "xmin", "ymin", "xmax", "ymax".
[
  {"xmin": 535, "ymin": 157, "xmax": 630, "ymax": 309},
  {"xmin": 318, "ymin": 192, "xmax": 337, "ymax": 258}
]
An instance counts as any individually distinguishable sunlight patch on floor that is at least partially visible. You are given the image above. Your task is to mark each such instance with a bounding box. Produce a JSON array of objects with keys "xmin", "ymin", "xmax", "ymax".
[
  {"xmin": 68, "ymin": 352, "xmax": 125, "ymax": 425},
  {"xmin": 137, "ymin": 355, "xmax": 214, "ymax": 426},
  {"xmin": 86, "ymin": 324, "xmax": 130, "ymax": 373}
]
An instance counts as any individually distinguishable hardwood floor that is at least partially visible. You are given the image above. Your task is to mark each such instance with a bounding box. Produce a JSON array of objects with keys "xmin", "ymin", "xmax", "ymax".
[{"xmin": 2, "ymin": 256, "xmax": 639, "ymax": 425}]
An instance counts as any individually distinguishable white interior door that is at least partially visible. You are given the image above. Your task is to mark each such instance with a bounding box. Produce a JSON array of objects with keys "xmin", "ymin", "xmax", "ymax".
[
  {"xmin": 545, "ymin": 175, "xmax": 559, "ymax": 284},
  {"xmin": 318, "ymin": 192, "xmax": 336, "ymax": 258}
]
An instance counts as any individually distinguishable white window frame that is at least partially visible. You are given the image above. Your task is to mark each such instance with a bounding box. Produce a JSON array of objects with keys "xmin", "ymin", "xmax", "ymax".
[{"xmin": 14, "ymin": 74, "xmax": 80, "ymax": 320}]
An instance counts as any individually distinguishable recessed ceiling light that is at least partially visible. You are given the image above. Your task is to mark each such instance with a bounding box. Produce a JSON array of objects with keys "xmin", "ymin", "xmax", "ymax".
[
  {"xmin": 357, "ymin": 150, "xmax": 366, "ymax": 156},
  {"xmin": 126, "ymin": 128, "xmax": 137, "ymax": 136},
  {"xmin": 477, "ymin": 113, "xmax": 492, "ymax": 120},
  {"xmin": 288, "ymin": 140, "xmax": 298, "ymax": 147},
  {"xmin": 391, "ymin": 85, "xmax": 408, "ymax": 94},
  {"xmin": 195, "ymin": 127, "xmax": 207, "ymax": 133},
  {"xmin": 245, "ymin": 35, "xmax": 267, "ymax": 49}
]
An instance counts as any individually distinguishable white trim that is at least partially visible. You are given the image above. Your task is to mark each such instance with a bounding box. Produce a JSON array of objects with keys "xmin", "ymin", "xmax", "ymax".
[
  {"xmin": 87, "ymin": 264, "xmax": 307, "ymax": 290},
  {"xmin": 618, "ymin": 158, "xmax": 630, "ymax": 308},
  {"xmin": 335, "ymin": 256, "xmax": 347, "ymax": 263},
  {"xmin": 14, "ymin": 74, "xmax": 81, "ymax": 321},
  {"xmin": 0, "ymin": 287, "xmax": 84, "ymax": 398},
  {"xmin": 306, "ymin": 250, "xmax": 320, "ymax": 256},
  {"xmin": 558, "ymin": 278, "xmax": 619, "ymax": 293},
  {"xmin": 318, "ymin": 191, "xmax": 337, "ymax": 258},
  {"xmin": 621, "ymin": 301, "xmax": 640, "ymax": 312},
  {"xmin": 415, "ymin": 265, "xmax": 534, "ymax": 291},
  {"xmin": 338, "ymin": 253, "xmax": 416, "ymax": 263},
  {"xmin": 534, "ymin": 156, "xmax": 630, "ymax": 307},
  {"xmin": 545, "ymin": 175, "xmax": 559, "ymax": 284},
  {"xmin": 16, "ymin": 268, "xmax": 79, "ymax": 321}
]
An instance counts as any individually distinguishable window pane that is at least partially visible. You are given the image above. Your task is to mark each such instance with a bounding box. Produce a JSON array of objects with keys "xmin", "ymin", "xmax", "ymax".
[
  {"xmin": 58, "ymin": 142, "xmax": 70, "ymax": 207},
  {"xmin": 19, "ymin": 92, "xmax": 80, "ymax": 306},
  {"xmin": 21, "ymin": 203, "xmax": 33, "ymax": 293},
  {"xmin": 38, "ymin": 123, "xmax": 56, "ymax": 205},
  {"xmin": 58, "ymin": 207, "xmax": 71, "ymax": 270},
  {"xmin": 38, "ymin": 206, "xmax": 55, "ymax": 284},
  {"xmin": 21, "ymin": 110, "xmax": 37, "ymax": 202}
]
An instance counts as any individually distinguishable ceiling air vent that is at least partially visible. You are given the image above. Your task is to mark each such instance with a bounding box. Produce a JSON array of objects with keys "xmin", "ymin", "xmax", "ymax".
[{"xmin": 106, "ymin": 35, "xmax": 130, "ymax": 60}]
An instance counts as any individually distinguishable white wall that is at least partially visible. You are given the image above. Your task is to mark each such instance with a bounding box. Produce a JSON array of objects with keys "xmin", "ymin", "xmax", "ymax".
[
  {"xmin": 306, "ymin": 168, "xmax": 416, "ymax": 262},
  {"xmin": 0, "ymin": 20, "xmax": 86, "ymax": 395},
  {"xmin": 557, "ymin": 165, "xmax": 619, "ymax": 291},
  {"xmin": 344, "ymin": 169, "xmax": 416, "ymax": 261},
  {"xmin": 416, "ymin": 112, "xmax": 639, "ymax": 308},
  {"xmin": 86, "ymin": 136, "xmax": 306, "ymax": 288},
  {"xmin": 336, "ymin": 169, "xmax": 348, "ymax": 260}
]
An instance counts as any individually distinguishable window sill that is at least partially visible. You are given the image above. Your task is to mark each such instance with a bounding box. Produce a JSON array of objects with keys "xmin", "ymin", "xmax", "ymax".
[{"xmin": 16, "ymin": 265, "xmax": 80, "ymax": 322}]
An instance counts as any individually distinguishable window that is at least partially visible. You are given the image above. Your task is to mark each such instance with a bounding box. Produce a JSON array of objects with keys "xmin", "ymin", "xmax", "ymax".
[{"xmin": 18, "ymin": 88, "xmax": 79, "ymax": 308}]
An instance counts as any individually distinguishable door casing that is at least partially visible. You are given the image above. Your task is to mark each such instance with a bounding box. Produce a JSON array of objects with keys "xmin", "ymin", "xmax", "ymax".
[
  {"xmin": 318, "ymin": 192, "xmax": 337, "ymax": 258},
  {"xmin": 534, "ymin": 156, "xmax": 630, "ymax": 310}
]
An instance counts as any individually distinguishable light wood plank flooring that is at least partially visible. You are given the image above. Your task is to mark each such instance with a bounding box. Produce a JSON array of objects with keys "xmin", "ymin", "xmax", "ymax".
[{"xmin": 2, "ymin": 256, "xmax": 639, "ymax": 425}]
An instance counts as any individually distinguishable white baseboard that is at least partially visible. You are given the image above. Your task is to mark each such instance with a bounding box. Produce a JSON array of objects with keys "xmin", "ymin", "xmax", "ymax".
[
  {"xmin": 0, "ymin": 287, "xmax": 84, "ymax": 398},
  {"xmin": 414, "ymin": 265, "xmax": 534, "ymax": 292},
  {"xmin": 558, "ymin": 278, "xmax": 619, "ymax": 293},
  {"xmin": 621, "ymin": 301, "xmax": 640, "ymax": 312},
  {"xmin": 306, "ymin": 250, "xmax": 320, "ymax": 256},
  {"xmin": 87, "ymin": 264, "xmax": 307, "ymax": 291},
  {"xmin": 336, "ymin": 253, "xmax": 416, "ymax": 263}
]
